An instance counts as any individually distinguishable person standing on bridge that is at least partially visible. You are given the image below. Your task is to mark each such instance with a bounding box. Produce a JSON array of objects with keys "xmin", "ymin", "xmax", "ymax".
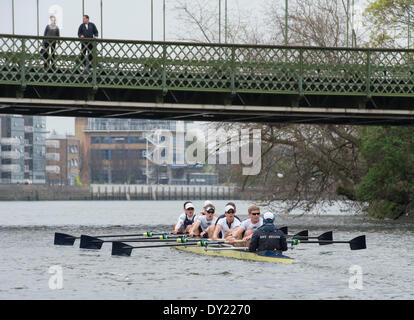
[
  {"xmin": 42, "ymin": 15, "xmax": 60, "ymax": 71},
  {"xmin": 77, "ymin": 15, "xmax": 99, "ymax": 69}
]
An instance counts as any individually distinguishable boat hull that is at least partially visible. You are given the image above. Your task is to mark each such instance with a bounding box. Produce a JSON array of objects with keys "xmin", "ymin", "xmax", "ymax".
[{"xmin": 173, "ymin": 246, "xmax": 294, "ymax": 263}]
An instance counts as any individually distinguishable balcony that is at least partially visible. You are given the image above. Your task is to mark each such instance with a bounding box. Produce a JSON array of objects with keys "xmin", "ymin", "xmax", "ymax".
[
  {"xmin": 1, "ymin": 151, "xmax": 21, "ymax": 160},
  {"xmin": 46, "ymin": 140, "xmax": 60, "ymax": 148},
  {"xmin": 0, "ymin": 164, "xmax": 22, "ymax": 173},
  {"xmin": 46, "ymin": 153, "xmax": 60, "ymax": 161},
  {"xmin": 0, "ymin": 138, "xmax": 21, "ymax": 145},
  {"xmin": 46, "ymin": 165, "xmax": 60, "ymax": 174}
]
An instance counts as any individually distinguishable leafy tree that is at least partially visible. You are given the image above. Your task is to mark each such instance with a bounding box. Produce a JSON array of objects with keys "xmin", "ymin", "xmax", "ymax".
[
  {"xmin": 356, "ymin": 127, "xmax": 414, "ymax": 218},
  {"xmin": 364, "ymin": 0, "xmax": 414, "ymax": 48}
]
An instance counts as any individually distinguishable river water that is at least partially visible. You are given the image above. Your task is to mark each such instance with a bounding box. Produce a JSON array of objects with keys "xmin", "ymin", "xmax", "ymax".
[{"xmin": 0, "ymin": 200, "xmax": 413, "ymax": 300}]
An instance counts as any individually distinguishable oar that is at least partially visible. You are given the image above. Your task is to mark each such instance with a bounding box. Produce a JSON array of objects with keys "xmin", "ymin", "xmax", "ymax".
[
  {"xmin": 54, "ymin": 231, "xmax": 177, "ymax": 246},
  {"xmin": 291, "ymin": 235, "xmax": 366, "ymax": 250},
  {"xmin": 279, "ymin": 226, "xmax": 288, "ymax": 235},
  {"xmin": 288, "ymin": 231, "xmax": 333, "ymax": 243},
  {"xmin": 111, "ymin": 240, "xmax": 218, "ymax": 257},
  {"xmin": 286, "ymin": 230, "xmax": 308, "ymax": 239},
  {"xmin": 54, "ymin": 233, "xmax": 78, "ymax": 246},
  {"xmin": 79, "ymin": 234, "xmax": 186, "ymax": 249}
]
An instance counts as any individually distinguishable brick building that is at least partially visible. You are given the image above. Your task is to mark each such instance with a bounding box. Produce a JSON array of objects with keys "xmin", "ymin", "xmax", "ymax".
[
  {"xmin": 46, "ymin": 133, "xmax": 80, "ymax": 185},
  {"xmin": 75, "ymin": 118, "xmax": 215, "ymax": 185}
]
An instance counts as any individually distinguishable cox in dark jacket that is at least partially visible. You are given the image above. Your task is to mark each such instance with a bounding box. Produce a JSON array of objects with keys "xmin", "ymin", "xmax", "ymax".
[{"xmin": 248, "ymin": 212, "xmax": 287, "ymax": 254}]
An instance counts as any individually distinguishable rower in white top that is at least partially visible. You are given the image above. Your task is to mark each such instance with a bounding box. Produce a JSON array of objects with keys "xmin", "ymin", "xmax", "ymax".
[
  {"xmin": 212, "ymin": 204, "xmax": 241, "ymax": 241},
  {"xmin": 172, "ymin": 201, "xmax": 196, "ymax": 235},
  {"xmin": 189, "ymin": 204, "xmax": 217, "ymax": 239},
  {"xmin": 231, "ymin": 204, "xmax": 263, "ymax": 246},
  {"xmin": 194, "ymin": 200, "xmax": 217, "ymax": 221}
]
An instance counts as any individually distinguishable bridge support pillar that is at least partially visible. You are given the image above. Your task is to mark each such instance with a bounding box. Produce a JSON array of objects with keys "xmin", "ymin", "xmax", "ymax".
[
  {"xmin": 155, "ymin": 93, "xmax": 164, "ymax": 103},
  {"xmin": 358, "ymin": 97, "xmax": 368, "ymax": 109},
  {"xmin": 16, "ymin": 86, "xmax": 26, "ymax": 99},
  {"xmin": 223, "ymin": 93, "xmax": 234, "ymax": 106},
  {"xmin": 291, "ymin": 95, "xmax": 303, "ymax": 108},
  {"xmin": 87, "ymin": 88, "xmax": 97, "ymax": 101}
]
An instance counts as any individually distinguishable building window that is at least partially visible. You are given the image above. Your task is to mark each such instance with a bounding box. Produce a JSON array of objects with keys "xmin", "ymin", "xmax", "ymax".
[
  {"xmin": 104, "ymin": 150, "xmax": 111, "ymax": 160},
  {"xmin": 129, "ymin": 136, "xmax": 147, "ymax": 144},
  {"xmin": 91, "ymin": 136, "xmax": 111, "ymax": 144},
  {"xmin": 114, "ymin": 137, "xmax": 126, "ymax": 144}
]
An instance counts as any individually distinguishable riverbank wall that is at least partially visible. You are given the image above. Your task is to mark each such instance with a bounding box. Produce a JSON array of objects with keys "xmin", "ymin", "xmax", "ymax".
[{"xmin": 0, "ymin": 184, "xmax": 239, "ymax": 201}]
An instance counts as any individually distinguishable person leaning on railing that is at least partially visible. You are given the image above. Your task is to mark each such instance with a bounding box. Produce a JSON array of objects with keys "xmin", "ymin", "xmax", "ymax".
[
  {"xmin": 77, "ymin": 14, "xmax": 98, "ymax": 69},
  {"xmin": 41, "ymin": 15, "xmax": 60, "ymax": 71}
]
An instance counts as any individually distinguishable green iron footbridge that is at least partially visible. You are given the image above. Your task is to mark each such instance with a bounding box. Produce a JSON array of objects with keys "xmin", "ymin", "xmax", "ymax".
[{"xmin": 0, "ymin": 34, "xmax": 414, "ymax": 125}]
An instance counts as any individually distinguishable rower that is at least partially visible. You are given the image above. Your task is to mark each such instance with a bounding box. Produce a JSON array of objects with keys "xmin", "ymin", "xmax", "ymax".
[
  {"xmin": 189, "ymin": 204, "xmax": 217, "ymax": 238},
  {"xmin": 201, "ymin": 200, "xmax": 213, "ymax": 215},
  {"xmin": 231, "ymin": 205, "xmax": 263, "ymax": 245},
  {"xmin": 172, "ymin": 201, "xmax": 196, "ymax": 235},
  {"xmin": 214, "ymin": 202, "xmax": 241, "ymax": 225},
  {"xmin": 212, "ymin": 204, "xmax": 241, "ymax": 241},
  {"xmin": 196, "ymin": 200, "xmax": 217, "ymax": 219},
  {"xmin": 248, "ymin": 212, "xmax": 287, "ymax": 254}
]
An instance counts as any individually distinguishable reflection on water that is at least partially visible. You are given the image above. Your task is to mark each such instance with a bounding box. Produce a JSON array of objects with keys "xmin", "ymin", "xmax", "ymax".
[{"xmin": 0, "ymin": 201, "xmax": 413, "ymax": 299}]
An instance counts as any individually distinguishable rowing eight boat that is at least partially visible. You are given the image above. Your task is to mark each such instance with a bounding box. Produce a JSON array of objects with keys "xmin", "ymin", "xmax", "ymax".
[{"xmin": 173, "ymin": 245, "xmax": 294, "ymax": 263}]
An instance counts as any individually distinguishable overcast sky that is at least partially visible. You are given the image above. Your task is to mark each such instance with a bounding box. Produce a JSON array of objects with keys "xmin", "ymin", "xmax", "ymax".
[{"xmin": 0, "ymin": 0, "xmax": 367, "ymax": 135}]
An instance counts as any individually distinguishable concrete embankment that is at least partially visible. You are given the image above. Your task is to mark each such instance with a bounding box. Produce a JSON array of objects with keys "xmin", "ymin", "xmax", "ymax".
[
  {"xmin": 90, "ymin": 184, "xmax": 236, "ymax": 200},
  {"xmin": 0, "ymin": 184, "xmax": 91, "ymax": 201},
  {"xmin": 0, "ymin": 184, "xmax": 240, "ymax": 201}
]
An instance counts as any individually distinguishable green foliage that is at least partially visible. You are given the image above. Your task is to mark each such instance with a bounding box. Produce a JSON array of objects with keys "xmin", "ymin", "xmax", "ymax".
[
  {"xmin": 356, "ymin": 127, "xmax": 414, "ymax": 218},
  {"xmin": 364, "ymin": 0, "xmax": 414, "ymax": 47},
  {"xmin": 75, "ymin": 175, "xmax": 83, "ymax": 187}
]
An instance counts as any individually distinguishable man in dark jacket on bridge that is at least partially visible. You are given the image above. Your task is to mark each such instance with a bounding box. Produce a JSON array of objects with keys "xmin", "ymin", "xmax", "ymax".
[
  {"xmin": 78, "ymin": 15, "xmax": 99, "ymax": 69},
  {"xmin": 248, "ymin": 212, "xmax": 287, "ymax": 254}
]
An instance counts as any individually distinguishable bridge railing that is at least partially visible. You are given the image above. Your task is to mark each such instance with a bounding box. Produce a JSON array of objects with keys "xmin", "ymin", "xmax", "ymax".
[{"xmin": 1, "ymin": 34, "xmax": 414, "ymax": 97}]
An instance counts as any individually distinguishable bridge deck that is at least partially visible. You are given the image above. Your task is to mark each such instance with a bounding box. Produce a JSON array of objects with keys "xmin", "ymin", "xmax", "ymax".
[{"xmin": 0, "ymin": 34, "xmax": 414, "ymax": 125}]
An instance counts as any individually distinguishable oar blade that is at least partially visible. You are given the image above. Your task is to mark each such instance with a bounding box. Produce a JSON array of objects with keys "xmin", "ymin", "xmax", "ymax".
[
  {"xmin": 293, "ymin": 230, "xmax": 308, "ymax": 240},
  {"xmin": 350, "ymin": 235, "xmax": 366, "ymax": 250},
  {"xmin": 112, "ymin": 242, "xmax": 133, "ymax": 257},
  {"xmin": 79, "ymin": 235, "xmax": 104, "ymax": 249},
  {"xmin": 279, "ymin": 226, "xmax": 288, "ymax": 235},
  {"xmin": 54, "ymin": 232, "xmax": 76, "ymax": 246},
  {"xmin": 318, "ymin": 231, "xmax": 333, "ymax": 243}
]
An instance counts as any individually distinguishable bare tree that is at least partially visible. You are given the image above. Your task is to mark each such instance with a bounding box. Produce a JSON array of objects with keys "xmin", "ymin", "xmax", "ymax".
[
  {"xmin": 265, "ymin": 0, "xmax": 361, "ymax": 47},
  {"xmin": 173, "ymin": 0, "xmax": 266, "ymax": 44},
  {"xmin": 174, "ymin": 0, "xmax": 367, "ymax": 214}
]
